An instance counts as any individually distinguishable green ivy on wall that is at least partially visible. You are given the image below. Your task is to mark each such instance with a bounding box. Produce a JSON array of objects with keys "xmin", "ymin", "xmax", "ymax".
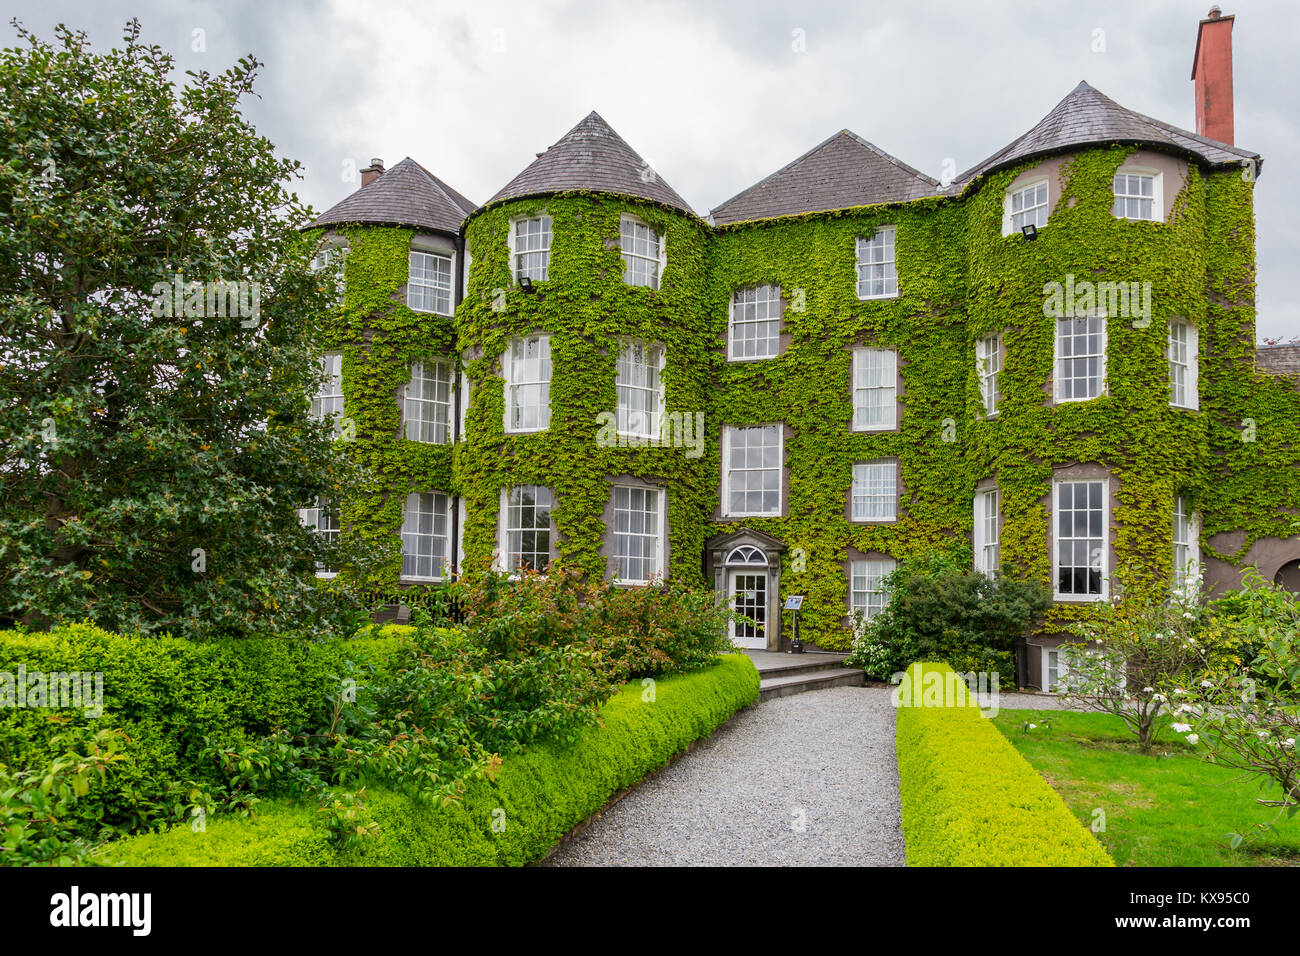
[{"xmin": 311, "ymin": 148, "xmax": 1300, "ymax": 651}]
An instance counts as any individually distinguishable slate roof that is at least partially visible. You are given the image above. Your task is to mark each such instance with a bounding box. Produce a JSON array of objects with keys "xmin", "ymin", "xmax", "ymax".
[
  {"xmin": 955, "ymin": 81, "xmax": 1261, "ymax": 188},
  {"xmin": 484, "ymin": 111, "xmax": 695, "ymax": 215},
  {"xmin": 710, "ymin": 130, "xmax": 940, "ymax": 225},
  {"xmin": 312, "ymin": 157, "xmax": 477, "ymax": 235}
]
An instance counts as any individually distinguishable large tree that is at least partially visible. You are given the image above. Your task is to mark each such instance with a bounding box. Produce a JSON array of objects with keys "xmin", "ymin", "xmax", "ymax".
[{"xmin": 0, "ymin": 20, "xmax": 369, "ymax": 638}]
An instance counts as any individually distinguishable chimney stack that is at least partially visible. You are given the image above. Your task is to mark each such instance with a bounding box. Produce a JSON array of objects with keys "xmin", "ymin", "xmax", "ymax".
[
  {"xmin": 360, "ymin": 157, "xmax": 385, "ymax": 188},
  {"xmin": 1191, "ymin": 7, "xmax": 1235, "ymax": 145}
]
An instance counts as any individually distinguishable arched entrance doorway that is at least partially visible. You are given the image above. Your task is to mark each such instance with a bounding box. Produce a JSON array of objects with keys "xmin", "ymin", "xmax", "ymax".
[{"xmin": 705, "ymin": 528, "xmax": 786, "ymax": 651}]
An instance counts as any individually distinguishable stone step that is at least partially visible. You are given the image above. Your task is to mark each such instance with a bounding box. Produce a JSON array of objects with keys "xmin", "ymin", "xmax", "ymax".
[
  {"xmin": 756, "ymin": 656, "xmax": 852, "ymax": 678},
  {"xmin": 758, "ymin": 666, "xmax": 865, "ymax": 701}
]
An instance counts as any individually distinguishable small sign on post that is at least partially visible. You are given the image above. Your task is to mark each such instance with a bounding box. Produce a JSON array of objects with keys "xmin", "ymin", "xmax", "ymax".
[{"xmin": 784, "ymin": 595, "xmax": 805, "ymax": 653}]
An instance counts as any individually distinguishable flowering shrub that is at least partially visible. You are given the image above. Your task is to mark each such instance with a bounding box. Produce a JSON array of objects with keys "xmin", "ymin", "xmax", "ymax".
[
  {"xmin": 454, "ymin": 567, "xmax": 735, "ymax": 684},
  {"xmin": 1174, "ymin": 577, "xmax": 1300, "ymax": 836},
  {"xmin": 1059, "ymin": 585, "xmax": 1218, "ymax": 751}
]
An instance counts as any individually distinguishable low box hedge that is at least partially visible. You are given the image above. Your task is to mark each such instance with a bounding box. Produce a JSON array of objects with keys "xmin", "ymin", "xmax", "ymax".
[
  {"xmin": 896, "ymin": 661, "xmax": 1113, "ymax": 867},
  {"xmin": 99, "ymin": 652, "xmax": 760, "ymax": 866}
]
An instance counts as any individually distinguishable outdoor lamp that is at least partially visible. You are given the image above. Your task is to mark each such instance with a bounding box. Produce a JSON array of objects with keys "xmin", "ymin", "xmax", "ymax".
[{"xmin": 1021, "ymin": 223, "xmax": 1039, "ymax": 241}]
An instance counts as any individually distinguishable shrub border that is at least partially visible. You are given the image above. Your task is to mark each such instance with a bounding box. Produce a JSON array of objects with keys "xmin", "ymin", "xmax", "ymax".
[
  {"xmin": 99, "ymin": 653, "xmax": 759, "ymax": 867},
  {"xmin": 895, "ymin": 661, "xmax": 1113, "ymax": 866}
]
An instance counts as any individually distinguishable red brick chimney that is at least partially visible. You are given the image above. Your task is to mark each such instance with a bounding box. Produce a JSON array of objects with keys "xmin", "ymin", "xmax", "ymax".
[
  {"xmin": 360, "ymin": 158, "xmax": 385, "ymax": 188},
  {"xmin": 1191, "ymin": 7, "xmax": 1234, "ymax": 145}
]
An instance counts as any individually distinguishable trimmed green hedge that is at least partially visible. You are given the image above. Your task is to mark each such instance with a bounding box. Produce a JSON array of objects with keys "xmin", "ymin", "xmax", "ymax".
[
  {"xmin": 99, "ymin": 652, "xmax": 759, "ymax": 866},
  {"xmin": 896, "ymin": 661, "xmax": 1113, "ymax": 867},
  {"xmin": 0, "ymin": 622, "xmax": 406, "ymax": 835}
]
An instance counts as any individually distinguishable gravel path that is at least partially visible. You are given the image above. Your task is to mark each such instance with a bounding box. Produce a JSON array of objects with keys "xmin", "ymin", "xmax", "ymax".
[{"xmin": 544, "ymin": 686, "xmax": 905, "ymax": 867}]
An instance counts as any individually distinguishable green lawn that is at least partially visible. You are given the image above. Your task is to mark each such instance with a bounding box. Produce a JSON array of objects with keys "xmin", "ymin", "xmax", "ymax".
[{"xmin": 992, "ymin": 709, "xmax": 1300, "ymax": 867}]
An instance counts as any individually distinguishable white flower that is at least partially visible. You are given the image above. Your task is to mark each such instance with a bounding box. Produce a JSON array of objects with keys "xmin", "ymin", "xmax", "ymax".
[
  {"xmin": 1184, "ymin": 611, "xmax": 1195, "ymax": 619},
  {"xmin": 1200, "ymin": 680, "xmax": 1213, "ymax": 688},
  {"xmin": 1028, "ymin": 723, "xmax": 1037, "ymax": 730},
  {"xmin": 1284, "ymin": 739, "xmax": 1296, "ymax": 749},
  {"xmin": 1186, "ymin": 734, "xmax": 1199, "ymax": 745},
  {"xmin": 1172, "ymin": 722, "xmax": 1192, "ymax": 733},
  {"xmin": 1143, "ymin": 686, "xmax": 1154, "ymax": 693},
  {"xmin": 1258, "ymin": 731, "xmax": 1270, "ymax": 739}
]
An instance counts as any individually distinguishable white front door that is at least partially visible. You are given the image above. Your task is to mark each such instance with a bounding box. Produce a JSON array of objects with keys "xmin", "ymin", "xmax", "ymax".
[{"xmin": 729, "ymin": 569, "xmax": 768, "ymax": 649}]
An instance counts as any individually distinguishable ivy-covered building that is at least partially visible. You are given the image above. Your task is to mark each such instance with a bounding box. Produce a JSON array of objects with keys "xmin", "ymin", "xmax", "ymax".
[{"xmin": 306, "ymin": 9, "xmax": 1300, "ymax": 687}]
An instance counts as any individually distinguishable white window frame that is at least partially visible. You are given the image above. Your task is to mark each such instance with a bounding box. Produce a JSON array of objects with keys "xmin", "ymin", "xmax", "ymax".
[
  {"xmin": 1042, "ymin": 646, "xmax": 1070, "ymax": 693},
  {"xmin": 609, "ymin": 484, "xmax": 666, "ymax": 584},
  {"xmin": 619, "ymin": 216, "xmax": 665, "ymax": 290},
  {"xmin": 407, "ymin": 250, "xmax": 454, "ymax": 316},
  {"xmin": 850, "ymin": 557, "xmax": 896, "ymax": 619},
  {"xmin": 852, "ymin": 347, "xmax": 898, "ymax": 431},
  {"xmin": 1168, "ymin": 319, "xmax": 1199, "ymax": 410},
  {"xmin": 400, "ymin": 491, "xmax": 452, "ymax": 582},
  {"xmin": 1111, "ymin": 167, "xmax": 1163, "ymax": 223},
  {"xmin": 851, "ymin": 460, "xmax": 898, "ymax": 523},
  {"xmin": 503, "ymin": 333, "xmax": 552, "ymax": 434},
  {"xmin": 616, "ymin": 340, "xmax": 665, "ymax": 440},
  {"xmin": 856, "ymin": 226, "xmax": 897, "ymax": 300},
  {"xmin": 1052, "ymin": 477, "xmax": 1109, "ymax": 602},
  {"xmin": 403, "ymin": 358, "xmax": 455, "ymax": 444},
  {"xmin": 1003, "ymin": 177, "xmax": 1050, "ymax": 236},
  {"xmin": 728, "ymin": 285, "xmax": 782, "ymax": 361},
  {"xmin": 311, "ymin": 352, "xmax": 344, "ymax": 438},
  {"xmin": 1173, "ymin": 495, "xmax": 1202, "ymax": 595},
  {"xmin": 974, "ymin": 487, "xmax": 1000, "ymax": 577},
  {"xmin": 298, "ymin": 496, "xmax": 340, "ymax": 579},
  {"xmin": 510, "ymin": 215, "xmax": 552, "ymax": 283},
  {"xmin": 1054, "ymin": 314, "xmax": 1107, "ymax": 403},
  {"xmin": 977, "ymin": 334, "xmax": 1001, "ymax": 416},
  {"xmin": 498, "ymin": 484, "xmax": 554, "ymax": 575},
  {"xmin": 721, "ymin": 425, "xmax": 783, "ymax": 518}
]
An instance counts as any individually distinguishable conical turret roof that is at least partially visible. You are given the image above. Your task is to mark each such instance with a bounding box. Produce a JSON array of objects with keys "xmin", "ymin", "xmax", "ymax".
[
  {"xmin": 313, "ymin": 157, "xmax": 477, "ymax": 234},
  {"xmin": 955, "ymin": 80, "xmax": 1260, "ymax": 187},
  {"xmin": 485, "ymin": 111, "xmax": 694, "ymax": 215}
]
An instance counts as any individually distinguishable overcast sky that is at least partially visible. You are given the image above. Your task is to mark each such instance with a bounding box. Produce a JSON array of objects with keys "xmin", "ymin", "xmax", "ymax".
[{"xmin": 8, "ymin": 0, "xmax": 1299, "ymax": 340}]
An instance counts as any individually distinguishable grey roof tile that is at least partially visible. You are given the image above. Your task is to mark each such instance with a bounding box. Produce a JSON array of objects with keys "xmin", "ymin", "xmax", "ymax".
[
  {"xmin": 710, "ymin": 130, "xmax": 940, "ymax": 226},
  {"xmin": 485, "ymin": 111, "xmax": 695, "ymax": 215},
  {"xmin": 955, "ymin": 81, "xmax": 1261, "ymax": 187},
  {"xmin": 313, "ymin": 157, "xmax": 477, "ymax": 234}
]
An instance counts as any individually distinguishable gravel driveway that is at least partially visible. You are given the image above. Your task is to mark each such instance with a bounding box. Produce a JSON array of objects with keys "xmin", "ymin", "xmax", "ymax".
[{"xmin": 544, "ymin": 686, "xmax": 905, "ymax": 867}]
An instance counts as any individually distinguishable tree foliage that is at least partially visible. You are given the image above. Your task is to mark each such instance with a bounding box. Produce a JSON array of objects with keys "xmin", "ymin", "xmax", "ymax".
[{"xmin": 0, "ymin": 20, "xmax": 372, "ymax": 637}]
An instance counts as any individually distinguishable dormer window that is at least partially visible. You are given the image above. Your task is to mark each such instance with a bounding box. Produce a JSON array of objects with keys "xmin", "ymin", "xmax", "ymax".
[
  {"xmin": 511, "ymin": 216, "xmax": 552, "ymax": 283},
  {"xmin": 1112, "ymin": 169, "xmax": 1161, "ymax": 222},
  {"xmin": 1004, "ymin": 179, "xmax": 1049, "ymax": 235},
  {"xmin": 856, "ymin": 226, "xmax": 897, "ymax": 299},
  {"xmin": 620, "ymin": 217, "xmax": 664, "ymax": 289}
]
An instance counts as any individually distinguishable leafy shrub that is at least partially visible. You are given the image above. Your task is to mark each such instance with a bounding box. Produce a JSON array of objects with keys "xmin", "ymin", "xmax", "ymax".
[
  {"xmin": 1204, "ymin": 569, "xmax": 1300, "ymax": 687},
  {"xmin": 895, "ymin": 662, "xmax": 1113, "ymax": 867},
  {"xmin": 0, "ymin": 725, "xmax": 129, "ymax": 866},
  {"xmin": 100, "ymin": 654, "xmax": 760, "ymax": 867},
  {"xmin": 847, "ymin": 548, "xmax": 1050, "ymax": 681},
  {"xmin": 456, "ymin": 568, "xmax": 735, "ymax": 683},
  {"xmin": 0, "ymin": 622, "xmax": 392, "ymax": 841}
]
